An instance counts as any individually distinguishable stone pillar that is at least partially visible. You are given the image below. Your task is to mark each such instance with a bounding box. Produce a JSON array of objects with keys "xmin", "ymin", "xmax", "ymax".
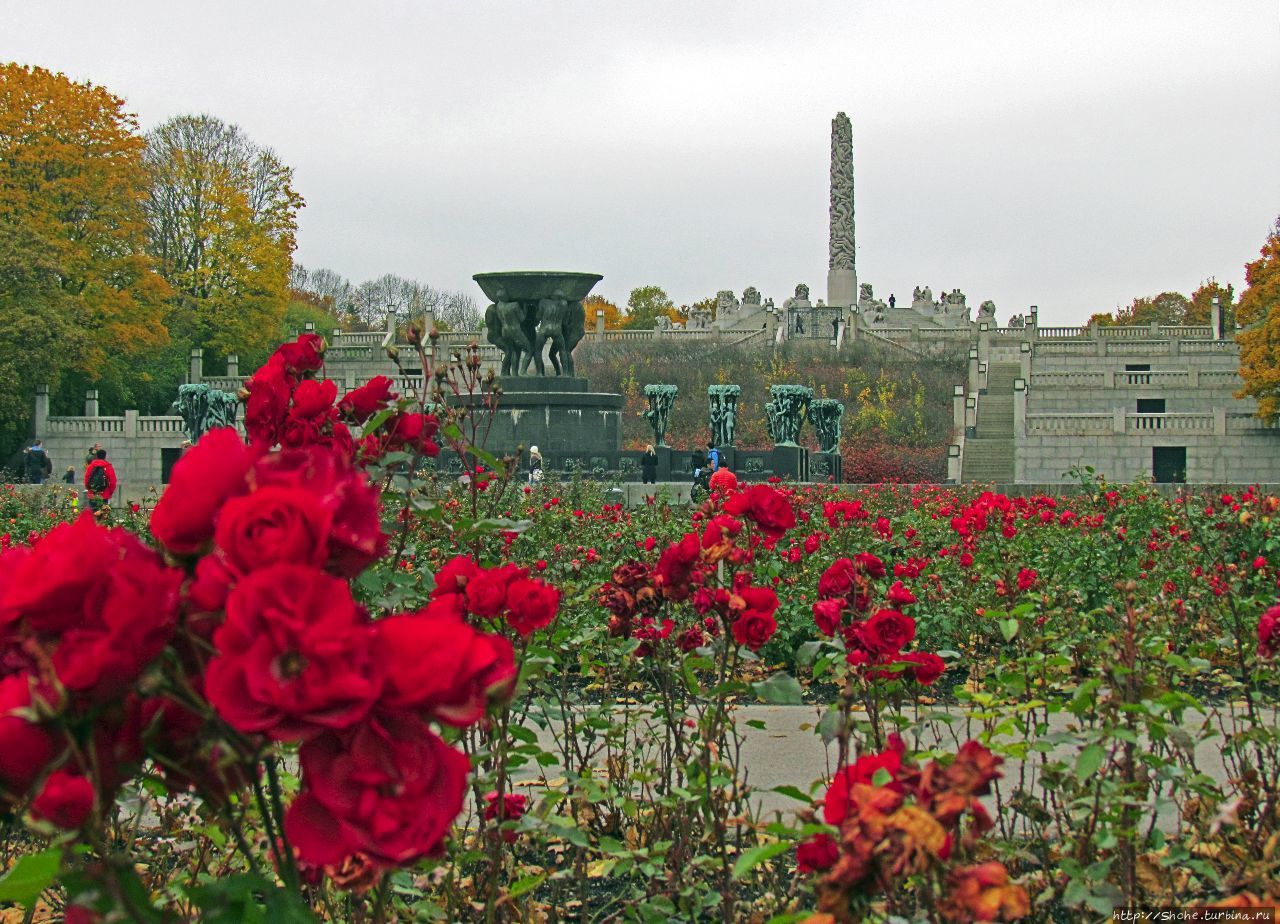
[
  {"xmin": 952, "ymin": 385, "xmax": 965, "ymax": 434},
  {"xmin": 84, "ymin": 390, "xmax": 99, "ymax": 417},
  {"xmin": 947, "ymin": 444, "xmax": 962, "ymax": 482},
  {"xmin": 1112, "ymin": 407, "xmax": 1126, "ymax": 434},
  {"xmin": 34, "ymin": 385, "xmax": 49, "ymax": 439},
  {"xmin": 304, "ymin": 321, "xmax": 316, "ymax": 334},
  {"xmin": 1214, "ymin": 406, "xmax": 1227, "ymax": 437},
  {"xmin": 1189, "ymin": 368, "xmax": 1200, "ymax": 387},
  {"xmin": 977, "ymin": 321, "xmax": 991, "ymax": 366},
  {"xmin": 385, "ymin": 312, "xmax": 397, "ymax": 337},
  {"xmin": 826, "ymin": 112, "xmax": 857, "ymax": 309},
  {"xmin": 595, "ymin": 309, "xmax": 605, "ymax": 338},
  {"xmin": 1019, "ymin": 341, "xmax": 1032, "ymax": 381},
  {"xmin": 1211, "ymin": 295, "xmax": 1223, "ymax": 340},
  {"xmin": 226, "ymin": 354, "xmax": 239, "ymax": 379},
  {"xmin": 967, "ymin": 347, "xmax": 979, "ymax": 392},
  {"xmin": 189, "ymin": 348, "xmax": 203, "ymax": 384},
  {"xmin": 423, "ymin": 308, "xmax": 435, "ymax": 334},
  {"xmin": 1012, "ymin": 381, "xmax": 1026, "ymax": 484},
  {"xmin": 965, "ymin": 395, "xmax": 977, "ymax": 433},
  {"xmin": 1028, "ymin": 305, "xmax": 1038, "ymax": 334},
  {"xmin": 124, "ymin": 409, "xmax": 138, "ymax": 439}
]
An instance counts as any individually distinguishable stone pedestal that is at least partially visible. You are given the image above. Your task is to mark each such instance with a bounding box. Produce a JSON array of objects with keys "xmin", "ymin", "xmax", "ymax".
[
  {"xmin": 827, "ymin": 268, "xmax": 857, "ymax": 310},
  {"xmin": 770, "ymin": 445, "xmax": 810, "ymax": 482},
  {"xmin": 450, "ymin": 376, "xmax": 624, "ymax": 455},
  {"xmin": 810, "ymin": 451, "xmax": 842, "ymax": 483}
]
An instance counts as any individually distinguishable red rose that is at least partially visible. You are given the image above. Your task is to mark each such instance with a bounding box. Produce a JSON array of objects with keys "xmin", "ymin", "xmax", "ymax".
[
  {"xmin": 653, "ymin": 533, "xmax": 702, "ymax": 602},
  {"xmin": 859, "ymin": 608, "xmax": 916, "ymax": 656},
  {"xmin": 796, "ymin": 832, "xmax": 839, "ymax": 873},
  {"xmin": 823, "ymin": 744, "xmax": 906, "ymax": 825},
  {"xmin": 818, "ymin": 558, "xmax": 856, "ymax": 599},
  {"xmin": 30, "ymin": 770, "xmax": 95, "ymax": 829},
  {"xmin": 339, "ymin": 375, "xmax": 397, "ymax": 424},
  {"xmin": 213, "ymin": 486, "xmax": 333, "ymax": 575},
  {"xmin": 0, "ymin": 674, "xmax": 57, "ymax": 797},
  {"xmin": 375, "ymin": 602, "xmax": 516, "ymax": 726},
  {"xmin": 900, "ymin": 651, "xmax": 946, "ymax": 686},
  {"xmin": 854, "ymin": 552, "xmax": 886, "ymax": 579},
  {"xmin": 432, "ymin": 555, "xmax": 482, "ymax": 598},
  {"xmin": 382, "ymin": 412, "xmax": 441, "ymax": 457},
  {"xmin": 274, "ymin": 333, "xmax": 326, "ymax": 375},
  {"xmin": 1, "ymin": 516, "xmax": 181, "ymax": 697},
  {"xmin": 813, "ymin": 598, "xmax": 845, "ymax": 637},
  {"xmin": 723, "ymin": 484, "xmax": 795, "ymax": 541},
  {"xmin": 149, "ymin": 428, "xmax": 253, "ymax": 555},
  {"xmin": 284, "ymin": 711, "xmax": 469, "ymax": 867},
  {"xmin": 887, "ymin": 580, "xmax": 917, "ymax": 606},
  {"xmin": 505, "ymin": 577, "xmax": 559, "ymax": 636},
  {"xmin": 205, "ymin": 565, "xmax": 382, "ymax": 741},
  {"xmin": 244, "ymin": 358, "xmax": 293, "ymax": 447},
  {"xmin": 732, "ymin": 610, "xmax": 777, "ymax": 651},
  {"xmin": 482, "ymin": 790, "xmax": 528, "ymax": 843},
  {"xmin": 185, "ymin": 553, "xmax": 236, "ymax": 617},
  {"xmin": 1258, "ymin": 605, "xmax": 1280, "ymax": 658},
  {"xmin": 252, "ymin": 446, "xmax": 387, "ymax": 577},
  {"xmin": 280, "ymin": 379, "xmax": 340, "ymax": 448},
  {"xmin": 465, "ymin": 565, "xmax": 522, "ymax": 618},
  {"xmin": 701, "ymin": 514, "xmax": 743, "ymax": 550}
]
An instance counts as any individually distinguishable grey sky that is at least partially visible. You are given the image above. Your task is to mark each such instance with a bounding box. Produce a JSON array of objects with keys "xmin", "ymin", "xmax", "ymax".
[{"xmin": 4, "ymin": 1, "xmax": 1278, "ymax": 325}]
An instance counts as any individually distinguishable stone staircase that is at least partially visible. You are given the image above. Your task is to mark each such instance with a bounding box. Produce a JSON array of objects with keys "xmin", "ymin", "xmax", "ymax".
[{"xmin": 961, "ymin": 362, "xmax": 1019, "ymax": 483}]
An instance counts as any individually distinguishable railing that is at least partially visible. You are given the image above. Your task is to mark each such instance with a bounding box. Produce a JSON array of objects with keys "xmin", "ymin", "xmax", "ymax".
[
  {"xmin": 1118, "ymin": 371, "xmax": 1189, "ymax": 386},
  {"xmin": 1163, "ymin": 325, "xmax": 1212, "ymax": 338},
  {"xmin": 1181, "ymin": 339, "xmax": 1235, "ymax": 353},
  {"xmin": 202, "ymin": 377, "xmax": 243, "ymax": 392},
  {"xmin": 332, "ymin": 331, "xmax": 386, "ymax": 345},
  {"xmin": 1098, "ymin": 326, "xmax": 1155, "ymax": 339},
  {"xmin": 1035, "ymin": 341, "xmax": 1096, "ymax": 355},
  {"xmin": 1199, "ymin": 370, "xmax": 1240, "ymax": 386},
  {"xmin": 916, "ymin": 327, "xmax": 972, "ymax": 340},
  {"xmin": 1025, "ymin": 413, "xmax": 1113, "ymax": 433},
  {"xmin": 1035, "ymin": 326, "xmax": 1086, "ymax": 338},
  {"xmin": 46, "ymin": 417, "xmax": 125, "ymax": 434},
  {"xmin": 1126, "ymin": 413, "xmax": 1213, "ymax": 432},
  {"xmin": 1227, "ymin": 413, "xmax": 1275, "ymax": 431},
  {"xmin": 1030, "ymin": 372, "xmax": 1105, "ymax": 388},
  {"xmin": 1104, "ymin": 340, "xmax": 1171, "ymax": 355},
  {"xmin": 136, "ymin": 417, "xmax": 187, "ymax": 434}
]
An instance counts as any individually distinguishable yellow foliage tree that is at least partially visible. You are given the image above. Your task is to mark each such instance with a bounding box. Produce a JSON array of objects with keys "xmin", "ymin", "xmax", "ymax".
[
  {"xmin": 1236, "ymin": 217, "xmax": 1280, "ymax": 421},
  {"xmin": 144, "ymin": 115, "xmax": 302, "ymax": 358},
  {"xmin": 584, "ymin": 294, "xmax": 626, "ymax": 330},
  {"xmin": 0, "ymin": 63, "xmax": 169, "ymax": 450}
]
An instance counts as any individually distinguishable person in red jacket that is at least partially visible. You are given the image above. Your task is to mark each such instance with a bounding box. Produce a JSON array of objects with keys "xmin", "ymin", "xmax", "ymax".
[{"xmin": 84, "ymin": 449, "xmax": 117, "ymax": 514}]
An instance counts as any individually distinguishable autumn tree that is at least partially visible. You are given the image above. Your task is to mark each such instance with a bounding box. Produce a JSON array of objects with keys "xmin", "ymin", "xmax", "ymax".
[
  {"xmin": 623, "ymin": 285, "xmax": 677, "ymax": 329},
  {"xmin": 144, "ymin": 115, "xmax": 303, "ymax": 358},
  {"xmin": 584, "ymin": 294, "xmax": 625, "ymax": 329},
  {"xmin": 1236, "ymin": 217, "xmax": 1280, "ymax": 421},
  {"xmin": 1187, "ymin": 279, "xmax": 1235, "ymax": 327},
  {"xmin": 0, "ymin": 63, "xmax": 169, "ymax": 462},
  {"xmin": 348, "ymin": 273, "xmax": 479, "ymax": 331},
  {"xmin": 1113, "ymin": 291, "xmax": 1192, "ymax": 326}
]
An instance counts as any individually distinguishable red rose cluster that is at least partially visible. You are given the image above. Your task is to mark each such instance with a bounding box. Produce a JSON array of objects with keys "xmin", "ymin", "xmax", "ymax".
[
  {"xmin": 598, "ymin": 489, "xmax": 794, "ymax": 656},
  {"xmin": 0, "ymin": 515, "xmax": 182, "ymax": 832},
  {"xmin": 242, "ymin": 335, "xmax": 439, "ymax": 464},
  {"xmin": 813, "ymin": 555, "xmax": 946, "ymax": 686},
  {"xmin": 1, "ymin": 336, "xmax": 547, "ymax": 885},
  {"xmin": 798, "ymin": 737, "xmax": 1029, "ymax": 922}
]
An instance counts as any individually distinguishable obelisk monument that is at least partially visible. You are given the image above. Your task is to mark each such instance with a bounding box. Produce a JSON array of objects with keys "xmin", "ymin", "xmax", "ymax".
[{"xmin": 827, "ymin": 112, "xmax": 857, "ymax": 309}]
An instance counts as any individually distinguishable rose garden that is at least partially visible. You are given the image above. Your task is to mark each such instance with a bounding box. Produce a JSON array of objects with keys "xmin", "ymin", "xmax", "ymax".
[{"xmin": 0, "ymin": 334, "xmax": 1275, "ymax": 922}]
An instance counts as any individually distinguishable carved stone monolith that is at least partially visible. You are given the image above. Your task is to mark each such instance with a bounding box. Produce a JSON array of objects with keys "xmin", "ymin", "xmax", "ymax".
[
  {"xmin": 708, "ymin": 385, "xmax": 740, "ymax": 448},
  {"xmin": 643, "ymin": 384, "xmax": 678, "ymax": 448},
  {"xmin": 765, "ymin": 385, "xmax": 813, "ymax": 447},
  {"xmin": 827, "ymin": 112, "xmax": 857, "ymax": 309}
]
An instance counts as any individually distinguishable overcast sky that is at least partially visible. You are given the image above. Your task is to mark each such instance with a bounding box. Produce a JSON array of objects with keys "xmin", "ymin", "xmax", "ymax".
[{"xmin": 4, "ymin": 1, "xmax": 1278, "ymax": 325}]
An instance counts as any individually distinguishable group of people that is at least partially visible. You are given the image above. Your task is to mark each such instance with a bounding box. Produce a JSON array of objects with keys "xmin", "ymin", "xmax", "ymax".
[{"xmin": 17, "ymin": 439, "xmax": 117, "ymax": 512}]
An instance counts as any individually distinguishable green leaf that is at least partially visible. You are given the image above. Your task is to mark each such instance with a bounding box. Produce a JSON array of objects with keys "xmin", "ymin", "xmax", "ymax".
[
  {"xmin": 752, "ymin": 672, "xmax": 804, "ymax": 705},
  {"xmin": 795, "ymin": 640, "xmax": 823, "ymax": 669},
  {"xmin": 1075, "ymin": 744, "xmax": 1106, "ymax": 782},
  {"xmin": 0, "ymin": 847, "xmax": 61, "ymax": 907},
  {"xmin": 732, "ymin": 841, "xmax": 791, "ymax": 879},
  {"xmin": 998, "ymin": 618, "xmax": 1019, "ymax": 642},
  {"xmin": 506, "ymin": 872, "xmax": 547, "ymax": 899},
  {"xmin": 769, "ymin": 785, "xmax": 813, "ymax": 804}
]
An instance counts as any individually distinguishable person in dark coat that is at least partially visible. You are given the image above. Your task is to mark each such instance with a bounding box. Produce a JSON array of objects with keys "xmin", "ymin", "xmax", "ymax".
[
  {"xmin": 640, "ymin": 444, "xmax": 658, "ymax": 484},
  {"xmin": 24, "ymin": 439, "xmax": 52, "ymax": 484}
]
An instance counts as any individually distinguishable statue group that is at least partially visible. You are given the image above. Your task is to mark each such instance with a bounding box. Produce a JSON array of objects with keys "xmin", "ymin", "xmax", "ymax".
[
  {"xmin": 173, "ymin": 383, "xmax": 239, "ymax": 442},
  {"xmin": 484, "ymin": 290, "xmax": 586, "ymax": 377}
]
